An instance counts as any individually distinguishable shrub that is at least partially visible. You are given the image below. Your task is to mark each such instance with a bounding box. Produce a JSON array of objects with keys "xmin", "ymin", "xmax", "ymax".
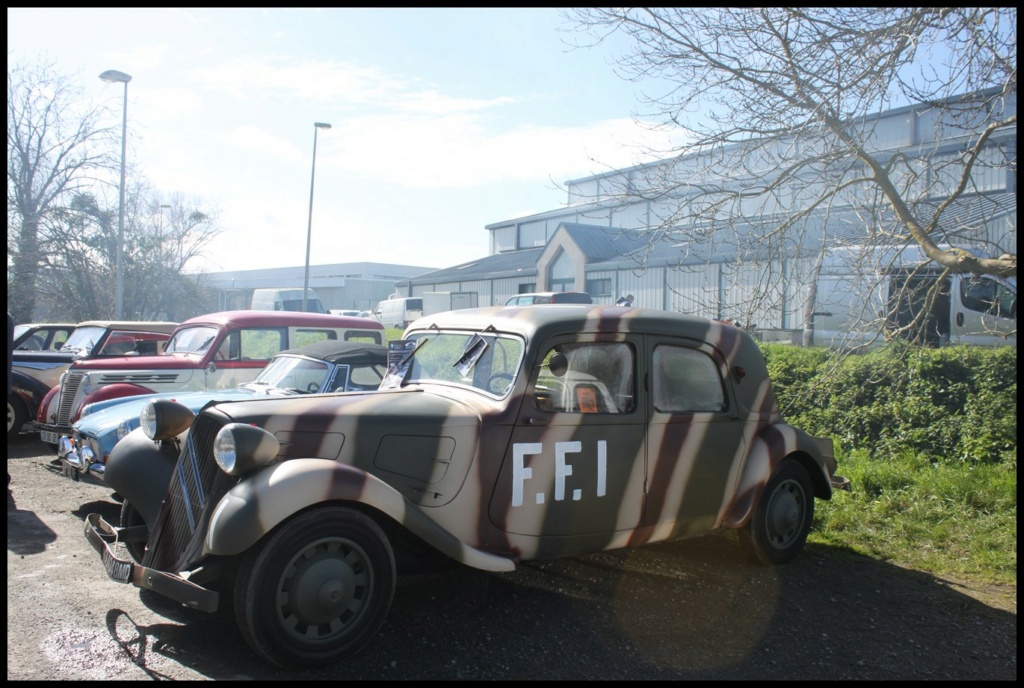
[{"xmin": 762, "ymin": 343, "xmax": 1017, "ymax": 466}]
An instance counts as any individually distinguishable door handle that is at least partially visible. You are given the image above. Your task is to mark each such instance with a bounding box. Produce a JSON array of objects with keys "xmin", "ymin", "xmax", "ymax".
[{"xmin": 956, "ymin": 313, "xmax": 964, "ymax": 327}]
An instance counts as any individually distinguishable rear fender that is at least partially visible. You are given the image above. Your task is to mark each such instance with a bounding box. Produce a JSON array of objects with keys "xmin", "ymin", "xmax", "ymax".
[
  {"xmin": 11, "ymin": 370, "xmax": 49, "ymax": 412},
  {"xmin": 721, "ymin": 423, "xmax": 835, "ymax": 528},
  {"xmin": 205, "ymin": 458, "xmax": 516, "ymax": 572}
]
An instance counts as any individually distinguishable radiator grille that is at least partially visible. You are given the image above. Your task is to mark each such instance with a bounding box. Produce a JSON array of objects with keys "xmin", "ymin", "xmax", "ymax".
[
  {"xmin": 143, "ymin": 414, "xmax": 232, "ymax": 572},
  {"xmin": 57, "ymin": 372, "xmax": 85, "ymax": 426}
]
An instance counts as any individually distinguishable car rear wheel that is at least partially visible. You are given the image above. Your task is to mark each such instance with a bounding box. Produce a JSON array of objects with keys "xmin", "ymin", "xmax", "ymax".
[
  {"xmin": 233, "ymin": 506, "xmax": 396, "ymax": 668},
  {"xmin": 739, "ymin": 460, "xmax": 814, "ymax": 566}
]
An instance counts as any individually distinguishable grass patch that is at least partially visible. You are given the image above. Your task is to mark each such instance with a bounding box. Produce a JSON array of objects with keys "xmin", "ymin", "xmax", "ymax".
[{"xmin": 810, "ymin": 448, "xmax": 1017, "ymax": 585}]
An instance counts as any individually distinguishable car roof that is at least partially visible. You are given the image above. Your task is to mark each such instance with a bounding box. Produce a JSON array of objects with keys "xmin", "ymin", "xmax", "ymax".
[
  {"xmin": 412, "ymin": 304, "xmax": 755, "ymax": 349},
  {"xmin": 507, "ymin": 292, "xmax": 592, "ymax": 303},
  {"xmin": 280, "ymin": 338, "xmax": 389, "ymax": 365},
  {"xmin": 177, "ymin": 310, "xmax": 383, "ymax": 330},
  {"xmin": 74, "ymin": 320, "xmax": 179, "ymax": 332}
]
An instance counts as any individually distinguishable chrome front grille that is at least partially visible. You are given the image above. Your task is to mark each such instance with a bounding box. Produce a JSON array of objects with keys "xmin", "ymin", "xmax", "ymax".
[
  {"xmin": 143, "ymin": 414, "xmax": 232, "ymax": 573},
  {"xmin": 56, "ymin": 372, "xmax": 85, "ymax": 425}
]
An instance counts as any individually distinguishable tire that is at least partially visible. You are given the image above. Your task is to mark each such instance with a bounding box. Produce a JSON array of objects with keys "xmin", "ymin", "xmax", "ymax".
[
  {"xmin": 739, "ymin": 461, "xmax": 814, "ymax": 566},
  {"xmin": 233, "ymin": 506, "xmax": 396, "ymax": 668},
  {"xmin": 119, "ymin": 500, "xmax": 147, "ymax": 563},
  {"xmin": 7, "ymin": 394, "xmax": 26, "ymax": 440}
]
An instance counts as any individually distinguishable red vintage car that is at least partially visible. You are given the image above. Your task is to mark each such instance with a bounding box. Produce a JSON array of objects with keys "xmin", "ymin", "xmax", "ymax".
[{"xmin": 36, "ymin": 310, "xmax": 384, "ymax": 446}]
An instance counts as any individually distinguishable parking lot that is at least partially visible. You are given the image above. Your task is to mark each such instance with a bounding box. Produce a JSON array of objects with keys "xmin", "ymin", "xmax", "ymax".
[{"xmin": 7, "ymin": 434, "xmax": 1017, "ymax": 680}]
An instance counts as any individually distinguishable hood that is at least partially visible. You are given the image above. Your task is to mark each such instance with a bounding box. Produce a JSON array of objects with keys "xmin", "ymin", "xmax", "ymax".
[
  {"xmin": 77, "ymin": 388, "xmax": 259, "ymax": 433},
  {"xmin": 210, "ymin": 387, "xmax": 483, "ymax": 435},
  {"xmin": 12, "ymin": 350, "xmax": 76, "ymax": 364},
  {"xmin": 70, "ymin": 354, "xmax": 202, "ymax": 372},
  {"xmin": 203, "ymin": 388, "xmax": 489, "ymax": 507}
]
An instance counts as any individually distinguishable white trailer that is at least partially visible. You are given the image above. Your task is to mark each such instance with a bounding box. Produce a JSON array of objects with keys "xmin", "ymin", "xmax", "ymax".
[{"xmin": 421, "ymin": 291, "xmax": 479, "ymax": 316}]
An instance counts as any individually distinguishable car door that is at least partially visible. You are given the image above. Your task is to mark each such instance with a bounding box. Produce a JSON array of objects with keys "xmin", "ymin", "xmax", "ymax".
[
  {"xmin": 207, "ymin": 327, "xmax": 288, "ymax": 389},
  {"xmin": 495, "ymin": 336, "xmax": 646, "ymax": 551},
  {"xmin": 643, "ymin": 337, "xmax": 747, "ymax": 534}
]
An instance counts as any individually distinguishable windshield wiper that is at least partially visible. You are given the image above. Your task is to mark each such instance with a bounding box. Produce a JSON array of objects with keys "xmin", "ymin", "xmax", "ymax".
[{"xmin": 399, "ymin": 337, "xmax": 429, "ymax": 368}]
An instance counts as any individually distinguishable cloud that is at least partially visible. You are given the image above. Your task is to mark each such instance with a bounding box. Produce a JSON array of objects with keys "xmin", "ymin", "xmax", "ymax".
[
  {"xmin": 226, "ymin": 125, "xmax": 303, "ymax": 161},
  {"xmin": 185, "ymin": 56, "xmax": 514, "ymax": 115},
  {"xmin": 320, "ymin": 114, "xmax": 680, "ymax": 188}
]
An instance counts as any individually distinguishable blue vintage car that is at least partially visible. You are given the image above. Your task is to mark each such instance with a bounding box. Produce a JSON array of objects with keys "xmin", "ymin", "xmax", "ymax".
[{"xmin": 57, "ymin": 339, "xmax": 388, "ymax": 481}]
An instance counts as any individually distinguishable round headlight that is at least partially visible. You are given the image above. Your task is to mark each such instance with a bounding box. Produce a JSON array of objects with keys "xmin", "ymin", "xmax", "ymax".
[
  {"xmin": 213, "ymin": 423, "xmax": 281, "ymax": 476},
  {"xmin": 213, "ymin": 427, "xmax": 237, "ymax": 474},
  {"xmin": 140, "ymin": 399, "xmax": 195, "ymax": 441},
  {"xmin": 140, "ymin": 402, "xmax": 158, "ymax": 439}
]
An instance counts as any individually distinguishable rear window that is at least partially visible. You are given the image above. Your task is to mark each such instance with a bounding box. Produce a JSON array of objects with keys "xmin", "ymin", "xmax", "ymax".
[{"xmin": 551, "ymin": 293, "xmax": 593, "ymax": 304}]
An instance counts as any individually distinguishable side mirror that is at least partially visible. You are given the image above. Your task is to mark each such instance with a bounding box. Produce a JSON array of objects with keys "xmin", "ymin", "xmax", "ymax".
[
  {"xmin": 207, "ymin": 361, "xmax": 217, "ymax": 374},
  {"xmin": 548, "ymin": 352, "xmax": 568, "ymax": 378}
]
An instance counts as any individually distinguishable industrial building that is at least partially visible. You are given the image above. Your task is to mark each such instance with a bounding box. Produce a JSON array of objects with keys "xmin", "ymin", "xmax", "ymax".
[{"xmin": 208, "ymin": 89, "xmax": 1015, "ymax": 335}]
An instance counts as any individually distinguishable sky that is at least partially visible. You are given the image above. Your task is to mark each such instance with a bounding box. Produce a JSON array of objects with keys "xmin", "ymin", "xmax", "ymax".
[{"xmin": 7, "ymin": 8, "xmax": 682, "ymax": 274}]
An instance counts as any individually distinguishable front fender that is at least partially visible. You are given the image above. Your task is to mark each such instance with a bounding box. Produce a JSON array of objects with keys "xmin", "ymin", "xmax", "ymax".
[
  {"xmin": 205, "ymin": 458, "xmax": 516, "ymax": 572},
  {"xmin": 104, "ymin": 427, "xmax": 178, "ymax": 526},
  {"xmin": 38, "ymin": 386, "xmax": 59, "ymax": 424},
  {"xmin": 721, "ymin": 423, "xmax": 835, "ymax": 529},
  {"xmin": 78, "ymin": 383, "xmax": 155, "ymax": 422}
]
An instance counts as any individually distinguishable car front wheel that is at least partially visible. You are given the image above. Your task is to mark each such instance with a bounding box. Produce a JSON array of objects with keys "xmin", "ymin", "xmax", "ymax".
[
  {"xmin": 739, "ymin": 460, "xmax": 814, "ymax": 565},
  {"xmin": 233, "ymin": 506, "xmax": 396, "ymax": 668},
  {"xmin": 7, "ymin": 394, "xmax": 26, "ymax": 440},
  {"xmin": 119, "ymin": 500, "xmax": 147, "ymax": 563}
]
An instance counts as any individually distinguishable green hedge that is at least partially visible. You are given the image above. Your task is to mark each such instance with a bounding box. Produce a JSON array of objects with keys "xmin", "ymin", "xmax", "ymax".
[{"xmin": 761, "ymin": 342, "xmax": 1017, "ymax": 466}]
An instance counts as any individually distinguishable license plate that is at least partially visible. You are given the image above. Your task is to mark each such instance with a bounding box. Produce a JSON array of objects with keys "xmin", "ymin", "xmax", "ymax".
[{"xmin": 40, "ymin": 431, "xmax": 60, "ymax": 445}]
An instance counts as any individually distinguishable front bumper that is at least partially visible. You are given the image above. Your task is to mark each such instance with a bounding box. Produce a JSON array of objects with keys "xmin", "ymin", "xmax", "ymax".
[
  {"xmin": 57, "ymin": 436, "xmax": 105, "ymax": 481},
  {"xmin": 83, "ymin": 513, "xmax": 220, "ymax": 613},
  {"xmin": 35, "ymin": 422, "xmax": 72, "ymax": 446}
]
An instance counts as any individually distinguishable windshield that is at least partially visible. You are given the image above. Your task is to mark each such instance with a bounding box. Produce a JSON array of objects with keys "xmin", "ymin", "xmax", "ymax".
[
  {"xmin": 60, "ymin": 326, "xmax": 107, "ymax": 355},
  {"xmin": 382, "ymin": 331, "xmax": 524, "ymax": 397},
  {"xmin": 242, "ymin": 354, "xmax": 331, "ymax": 395},
  {"xmin": 164, "ymin": 326, "xmax": 219, "ymax": 354}
]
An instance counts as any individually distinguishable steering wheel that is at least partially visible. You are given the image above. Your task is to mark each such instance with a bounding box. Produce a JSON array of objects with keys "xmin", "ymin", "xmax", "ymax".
[{"xmin": 486, "ymin": 372, "xmax": 514, "ymax": 394}]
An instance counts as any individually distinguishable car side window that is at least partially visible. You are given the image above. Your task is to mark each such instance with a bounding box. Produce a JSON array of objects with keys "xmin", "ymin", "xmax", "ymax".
[
  {"xmin": 238, "ymin": 328, "xmax": 288, "ymax": 360},
  {"xmin": 653, "ymin": 345, "xmax": 726, "ymax": 413},
  {"xmin": 533, "ymin": 342, "xmax": 635, "ymax": 414}
]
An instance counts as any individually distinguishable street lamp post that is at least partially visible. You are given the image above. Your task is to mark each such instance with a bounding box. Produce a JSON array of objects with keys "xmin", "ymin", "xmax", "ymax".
[
  {"xmin": 100, "ymin": 69, "xmax": 132, "ymax": 320},
  {"xmin": 303, "ymin": 122, "xmax": 331, "ymax": 312}
]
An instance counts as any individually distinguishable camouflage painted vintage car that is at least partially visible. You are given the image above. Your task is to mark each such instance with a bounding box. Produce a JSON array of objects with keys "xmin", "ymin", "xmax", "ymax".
[{"xmin": 84, "ymin": 304, "xmax": 850, "ymax": 668}]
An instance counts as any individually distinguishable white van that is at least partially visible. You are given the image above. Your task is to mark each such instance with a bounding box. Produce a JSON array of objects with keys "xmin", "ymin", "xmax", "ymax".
[
  {"xmin": 251, "ymin": 288, "xmax": 327, "ymax": 314},
  {"xmin": 372, "ymin": 297, "xmax": 423, "ymax": 329}
]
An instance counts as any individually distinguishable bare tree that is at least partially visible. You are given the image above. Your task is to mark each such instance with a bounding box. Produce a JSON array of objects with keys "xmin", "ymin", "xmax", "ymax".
[
  {"xmin": 565, "ymin": 8, "xmax": 1016, "ymax": 344},
  {"xmin": 7, "ymin": 58, "xmax": 112, "ymax": 323},
  {"xmin": 37, "ymin": 182, "xmax": 221, "ymax": 322},
  {"xmin": 124, "ymin": 191, "xmax": 221, "ymax": 321}
]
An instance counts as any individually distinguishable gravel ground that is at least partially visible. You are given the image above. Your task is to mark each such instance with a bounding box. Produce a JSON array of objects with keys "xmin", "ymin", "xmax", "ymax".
[{"xmin": 7, "ymin": 434, "xmax": 1016, "ymax": 681}]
